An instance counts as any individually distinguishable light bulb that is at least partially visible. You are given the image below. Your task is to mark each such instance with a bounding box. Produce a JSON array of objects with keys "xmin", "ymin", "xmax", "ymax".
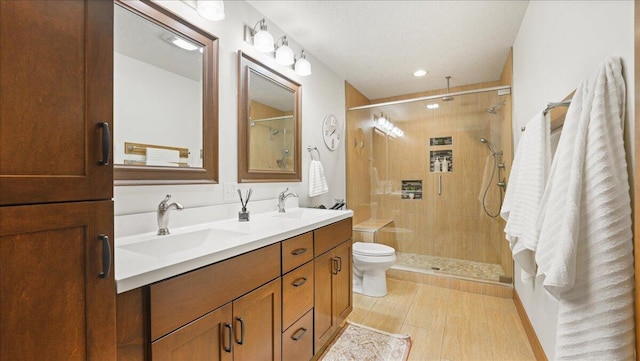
[
  {"xmin": 275, "ymin": 44, "xmax": 294, "ymax": 65},
  {"xmin": 294, "ymin": 52, "xmax": 311, "ymax": 76},
  {"xmin": 253, "ymin": 29, "xmax": 274, "ymax": 52}
]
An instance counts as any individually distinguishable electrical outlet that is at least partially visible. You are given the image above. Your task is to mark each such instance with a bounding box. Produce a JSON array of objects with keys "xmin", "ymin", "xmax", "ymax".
[{"xmin": 223, "ymin": 182, "xmax": 238, "ymax": 201}]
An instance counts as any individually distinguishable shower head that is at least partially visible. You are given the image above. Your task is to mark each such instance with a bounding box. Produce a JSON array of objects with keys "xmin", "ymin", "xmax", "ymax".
[
  {"xmin": 486, "ymin": 100, "xmax": 506, "ymax": 114},
  {"xmin": 479, "ymin": 138, "xmax": 497, "ymax": 156},
  {"xmin": 442, "ymin": 76, "xmax": 454, "ymax": 101}
]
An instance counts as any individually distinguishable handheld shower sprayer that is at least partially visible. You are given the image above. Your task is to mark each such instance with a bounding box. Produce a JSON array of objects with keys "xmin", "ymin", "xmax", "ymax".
[{"xmin": 479, "ymin": 138, "xmax": 497, "ymax": 156}]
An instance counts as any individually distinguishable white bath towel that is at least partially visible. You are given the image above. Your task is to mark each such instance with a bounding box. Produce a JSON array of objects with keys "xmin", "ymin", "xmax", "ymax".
[
  {"xmin": 500, "ymin": 111, "xmax": 550, "ymax": 282},
  {"xmin": 309, "ymin": 160, "xmax": 329, "ymax": 197},
  {"xmin": 146, "ymin": 147, "xmax": 180, "ymax": 167},
  {"xmin": 535, "ymin": 57, "xmax": 634, "ymax": 360}
]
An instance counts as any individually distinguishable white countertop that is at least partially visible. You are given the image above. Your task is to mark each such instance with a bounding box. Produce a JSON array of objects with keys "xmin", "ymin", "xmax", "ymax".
[{"xmin": 115, "ymin": 207, "xmax": 353, "ymax": 293}]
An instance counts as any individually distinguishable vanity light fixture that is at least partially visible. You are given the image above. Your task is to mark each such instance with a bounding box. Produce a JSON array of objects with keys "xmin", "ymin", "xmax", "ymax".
[
  {"xmin": 275, "ymin": 36, "xmax": 295, "ymax": 66},
  {"xmin": 294, "ymin": 50, "xmax": 312, "ymax": 76},
  {"xmin": 196, "ymin": 0, "xmax": 225, "ymax": 21},
  {"xmin": 249, "ymin": 19, "xmax": 274, "ymax": 53},
  {"xmin": 374, "ymin": 112, "xmax": 404, "ymax": 138}
]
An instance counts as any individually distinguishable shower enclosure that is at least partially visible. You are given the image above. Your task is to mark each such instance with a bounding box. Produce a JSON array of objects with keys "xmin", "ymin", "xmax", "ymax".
[{"xmin": 346, "ymin": 87, "xmax": 513, "ymax": 283}]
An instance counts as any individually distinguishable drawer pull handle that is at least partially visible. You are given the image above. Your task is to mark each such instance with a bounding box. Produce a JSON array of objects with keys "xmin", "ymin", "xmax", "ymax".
[
  {"xmin": 336, "ymin": 256, "xmax": 342, "ymax": 272},
  {"xmin": 223, "ymin": 323, "xmax": 232, "ymax": 353},
  {"xmin": 291, "ymin": 327, "xmax": 307, "ymax": 341},
  {"xmin": 332, "ymin": 257, "xmax": 339, "ymax": 275},
  {"xmin": 292, "ymin": 277, "xmax": 307, "ymax": 287},
  {"xmin": 97, "ymin": 122, "xmax": 111, "ymax": 165},
  {"xmin": 98, "ymin": 234, "xmax": 111, "ymax": 278},
  {"xmin": 235, "ymin": 317, "xmax": 245, "ymax": 345},
  {"xmin": 291, "ymin": 248, "xmax": 307, "ymax": 256}
]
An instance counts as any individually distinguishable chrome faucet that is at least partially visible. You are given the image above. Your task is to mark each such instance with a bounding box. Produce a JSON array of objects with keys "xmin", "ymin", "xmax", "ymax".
[
  {"xmin": 157, "ymin": 194, "xmax": 184, "ymax": 235},
  {"xmin": 277, "ymin": 188, "xmax": 298, "ymax": 213}
]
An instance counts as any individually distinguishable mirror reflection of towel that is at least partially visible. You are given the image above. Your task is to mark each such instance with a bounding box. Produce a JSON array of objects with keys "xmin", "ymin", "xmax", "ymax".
[
  {"xmin": 309, "ymin": 160, "xmax": 329, "ymax": 197},
  {"xmin": 146, "ymin": 148, "xmax": 179, "ymax": 167}
]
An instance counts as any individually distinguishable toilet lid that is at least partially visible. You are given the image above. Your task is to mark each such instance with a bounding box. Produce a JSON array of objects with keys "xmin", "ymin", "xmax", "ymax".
[{"xmin": 353, "ymin": 242, "xmax": 395, "ymax": 256}]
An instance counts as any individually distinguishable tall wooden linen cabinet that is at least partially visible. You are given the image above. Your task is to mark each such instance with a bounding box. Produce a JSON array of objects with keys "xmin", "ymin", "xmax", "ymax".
[{"xmin": 0, "ymin": 1, "xmax": 116, "ymax": 359}]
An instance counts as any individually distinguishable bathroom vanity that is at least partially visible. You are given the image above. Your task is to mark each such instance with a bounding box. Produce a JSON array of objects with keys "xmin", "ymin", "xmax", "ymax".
[{"xmin": 115, "ymin": 210, "xmax": 353, "ymax": 361}]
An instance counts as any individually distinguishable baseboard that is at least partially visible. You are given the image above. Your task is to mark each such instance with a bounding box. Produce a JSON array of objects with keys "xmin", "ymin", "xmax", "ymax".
[{"xmin": 513, "ymin": 291, "xmax": 548, "ymax": 361}]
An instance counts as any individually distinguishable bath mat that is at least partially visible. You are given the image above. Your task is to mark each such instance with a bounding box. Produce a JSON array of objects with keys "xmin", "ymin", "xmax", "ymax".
[{"xmin": 320, "ymin": 321, "xmax": 411, "ymax": 361}]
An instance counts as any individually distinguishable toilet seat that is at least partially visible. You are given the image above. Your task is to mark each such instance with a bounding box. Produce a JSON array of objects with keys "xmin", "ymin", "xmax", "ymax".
[{"xmin": 353, "ymin": 242, "xmax": 395, "ymax": 257}]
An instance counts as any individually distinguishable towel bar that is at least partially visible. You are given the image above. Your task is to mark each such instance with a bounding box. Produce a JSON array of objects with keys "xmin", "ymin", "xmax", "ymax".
[{"xmin": 307, "ymin": 146, "xmax": 321, "ymax": 161}]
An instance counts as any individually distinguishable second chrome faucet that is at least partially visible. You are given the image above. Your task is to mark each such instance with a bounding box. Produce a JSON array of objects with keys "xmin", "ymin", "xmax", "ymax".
[
  {"xmin": 277, "ymin": 188, "xmax": 298, "ymax": 213},
  {"xmin": 157, "ymin": 194, "xmax": 184, "ymax": 235}
]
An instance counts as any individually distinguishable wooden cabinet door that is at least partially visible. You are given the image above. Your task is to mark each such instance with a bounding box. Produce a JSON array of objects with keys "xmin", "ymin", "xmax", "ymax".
[
  {"xmin": 0, "ymin": 201, "xmax": 116, "ymax": 360},
  {"xmin": 334, "ymin": 241, "xmax": 353, "ymax": 323},
  {"xmin": 0, "ymin": 0, "xmax": 113, "ymax": 205},
  {"xmin": 233, "ymin": 278, "xmax": 282, "ymax": 361},
  {"xmin": 152, "ymin": 303, "xmax": 233, "ymax": 361},
  {"xmin": 313, "ymin": 249, "xmax": 337, "ymax": 354}
]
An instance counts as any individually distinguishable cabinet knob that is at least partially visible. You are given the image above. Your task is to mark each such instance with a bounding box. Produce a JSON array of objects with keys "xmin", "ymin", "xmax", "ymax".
[
  {"xmin": 235, "ymin": 317, "xmax": 245, "ymax": 345},
  {"xmin": 292, "ymin": 277, "xmax": 307, "ymax": 287},
  {"xmin": 291, "ymin": 327, "xmax": 307, "ymax": 341},
  {"xmin": 291, "ymin": 248, "xmax": 307, "ymax": 256},
  {"xmin": 223, "ymin": 323, "xmax": 233, "ymax": 353},
  {"xmin": 97, "ymin": 234, "xmax": 111, "ymax": 278},
  {"xmin": 97, "ymin": 122, "xmax": 111, "ymax": 166}
]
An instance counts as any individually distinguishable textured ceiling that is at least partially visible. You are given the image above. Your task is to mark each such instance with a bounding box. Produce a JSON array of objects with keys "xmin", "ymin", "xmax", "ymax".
[{"xmin": 247, "ymin": 0, "xmax": 529, "ymax": 100}]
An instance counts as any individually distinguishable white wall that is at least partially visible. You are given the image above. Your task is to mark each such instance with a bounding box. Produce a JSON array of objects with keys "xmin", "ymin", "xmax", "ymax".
[
  {"xmin": 115, "ymin": 0, "xmax": 346, "ymax": 218},
  {"xmin": 512, "ymin": 1, "xmax": 635, "ymax": 359}
]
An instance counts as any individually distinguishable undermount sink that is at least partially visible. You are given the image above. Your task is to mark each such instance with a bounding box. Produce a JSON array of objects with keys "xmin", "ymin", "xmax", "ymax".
[
  {"xmin": 119, "ymin": 228, "xmax": 248, "ymax": 257},
  {"xmin": 272, "ymin": 208, "xmax": 328, "ymax": 220}
]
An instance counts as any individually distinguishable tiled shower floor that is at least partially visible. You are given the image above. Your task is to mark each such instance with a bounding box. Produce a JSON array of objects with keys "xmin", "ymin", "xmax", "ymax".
[{"xmin": 394, "ymin": 252, "xmax": 506, "ymax": 282}]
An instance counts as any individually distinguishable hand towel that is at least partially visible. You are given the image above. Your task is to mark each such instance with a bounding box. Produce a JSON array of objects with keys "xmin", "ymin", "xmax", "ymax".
[
  {"xmin": 500, "ymin": 111, "xmax": 551, "ymax": 282},
  {"xmin": 309, "ymin": 159, "xmax": 329, "ymax": 197},
  {"xmin": 535, "ymin": 57, "xmax": 634, "ymax": 360},
  {"xmin": 146, "ymin": 147, "xmax": 180, "ymax": 167}
]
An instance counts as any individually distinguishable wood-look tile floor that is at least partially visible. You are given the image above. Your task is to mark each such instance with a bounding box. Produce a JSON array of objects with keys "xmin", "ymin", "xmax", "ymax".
[{"xmin": 347, "ymin": 279, "xmax": 537, "ymax": 361}]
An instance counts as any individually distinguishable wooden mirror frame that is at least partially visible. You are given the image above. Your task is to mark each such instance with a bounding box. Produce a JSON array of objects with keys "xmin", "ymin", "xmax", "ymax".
[
  {"xmin": 238, "ymin": 51, "xmax": 301, "ymax": 183},
  {"xmin": 114, "ymin": 0, "xmax": 218, "ymax": 185}
]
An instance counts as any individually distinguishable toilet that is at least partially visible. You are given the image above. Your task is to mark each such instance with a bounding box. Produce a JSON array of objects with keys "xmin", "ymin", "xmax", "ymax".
[{"xmin": 352, "ymin": 242, "xmax": 396, "ymax": 297}]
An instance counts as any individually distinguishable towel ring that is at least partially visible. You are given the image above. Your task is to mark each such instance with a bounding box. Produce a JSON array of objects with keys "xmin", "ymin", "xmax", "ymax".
[{"xmin": 307, "ymin": 146, "xmax": 321, "ymax": 161}]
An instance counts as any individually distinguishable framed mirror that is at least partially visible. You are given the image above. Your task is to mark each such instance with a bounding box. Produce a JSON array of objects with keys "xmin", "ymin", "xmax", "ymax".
[
  {"xmin": 238, "ymin": 51, "xmax": 301, "ymax": 183},
  {"xmin": 114, "ymin": 0, "xmax": 218, "ymax": 184}
]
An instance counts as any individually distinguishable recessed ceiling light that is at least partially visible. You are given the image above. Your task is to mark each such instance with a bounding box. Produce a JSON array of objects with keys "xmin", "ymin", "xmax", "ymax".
[
  {"xmin": 413, "ymin": 69, "xmax": 428, "ymax": 77},
  {"xmin": 426, "ymin": 103, "xmax": 439, "ymax": 109}
]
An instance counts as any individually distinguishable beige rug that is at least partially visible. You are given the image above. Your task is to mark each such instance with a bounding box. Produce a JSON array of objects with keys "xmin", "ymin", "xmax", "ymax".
[{"xmin": 320, "ymin": 322, "xmax": 411, "ymax": 361}]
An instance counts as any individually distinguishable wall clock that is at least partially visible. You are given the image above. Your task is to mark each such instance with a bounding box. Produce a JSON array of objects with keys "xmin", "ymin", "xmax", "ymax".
[{"xmin": 322, "ymin": 114, "xmax": 341, "ymax": 151}]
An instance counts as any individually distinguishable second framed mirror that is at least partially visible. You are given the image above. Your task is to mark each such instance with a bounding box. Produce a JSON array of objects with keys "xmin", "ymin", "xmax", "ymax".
[{"xmin": 238, "ymin": 51, "xmax": 301, "ymax": 183}]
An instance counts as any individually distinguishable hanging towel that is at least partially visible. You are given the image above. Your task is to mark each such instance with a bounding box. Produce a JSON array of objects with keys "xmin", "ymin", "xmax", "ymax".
[
  {"xmin": 500, "ymin": 111, "xmax": 551, "ymax": 282},
  {"xmin": 146, "ymin": 147, "xmax": 180, "ymax": 167},
  {"xmin": 535, "ymin": 57, "xmax": 634, "ymax": 360},
  {"xmin": 309, "ymin": 159, "xmax": 329, "ymax": 197}
]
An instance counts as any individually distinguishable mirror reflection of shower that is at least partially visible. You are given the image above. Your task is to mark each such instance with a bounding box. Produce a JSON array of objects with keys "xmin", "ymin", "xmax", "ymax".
[{"xmin": 479, "ymin": 137, "xmax": 506, "ymax": 217}]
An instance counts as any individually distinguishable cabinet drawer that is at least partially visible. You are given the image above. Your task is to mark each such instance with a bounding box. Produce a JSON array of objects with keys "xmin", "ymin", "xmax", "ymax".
[
  {"xmin": 282, "ymin": 232, "xmax": 313, "ymax": 274},
  {"xmin": 314, "ymin": 218, "xmax": 352, "ymax": 256},
  {"xmin": 282, "ymin": 309, "xmax": 313, "ymax": 361},
  {"xmin": 150, "ymin": 243, "xmax": 280, "ymax": 340},
  {"xmin": 282, "ymin": 261, "xmax": 314, "ymax": 330}
]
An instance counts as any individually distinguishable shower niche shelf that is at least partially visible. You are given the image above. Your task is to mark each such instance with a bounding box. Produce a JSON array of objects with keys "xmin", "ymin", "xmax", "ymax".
[
  {"xmin": 401, "ymin": 180, "xmax": 422, "ymax": 200},
  {"xmin": 430, "ymin": 150, "xmax": 453, "ymax": 172},
  {"xmin": 430, "ymin": 136, "xmax": 452, "ymax": 146}
]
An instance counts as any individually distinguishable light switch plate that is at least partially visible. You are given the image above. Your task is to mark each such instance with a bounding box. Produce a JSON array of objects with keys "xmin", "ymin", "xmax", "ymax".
[{"xmin": 223, "ymin": 182, "xmax": 238, "ymax": 201}]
